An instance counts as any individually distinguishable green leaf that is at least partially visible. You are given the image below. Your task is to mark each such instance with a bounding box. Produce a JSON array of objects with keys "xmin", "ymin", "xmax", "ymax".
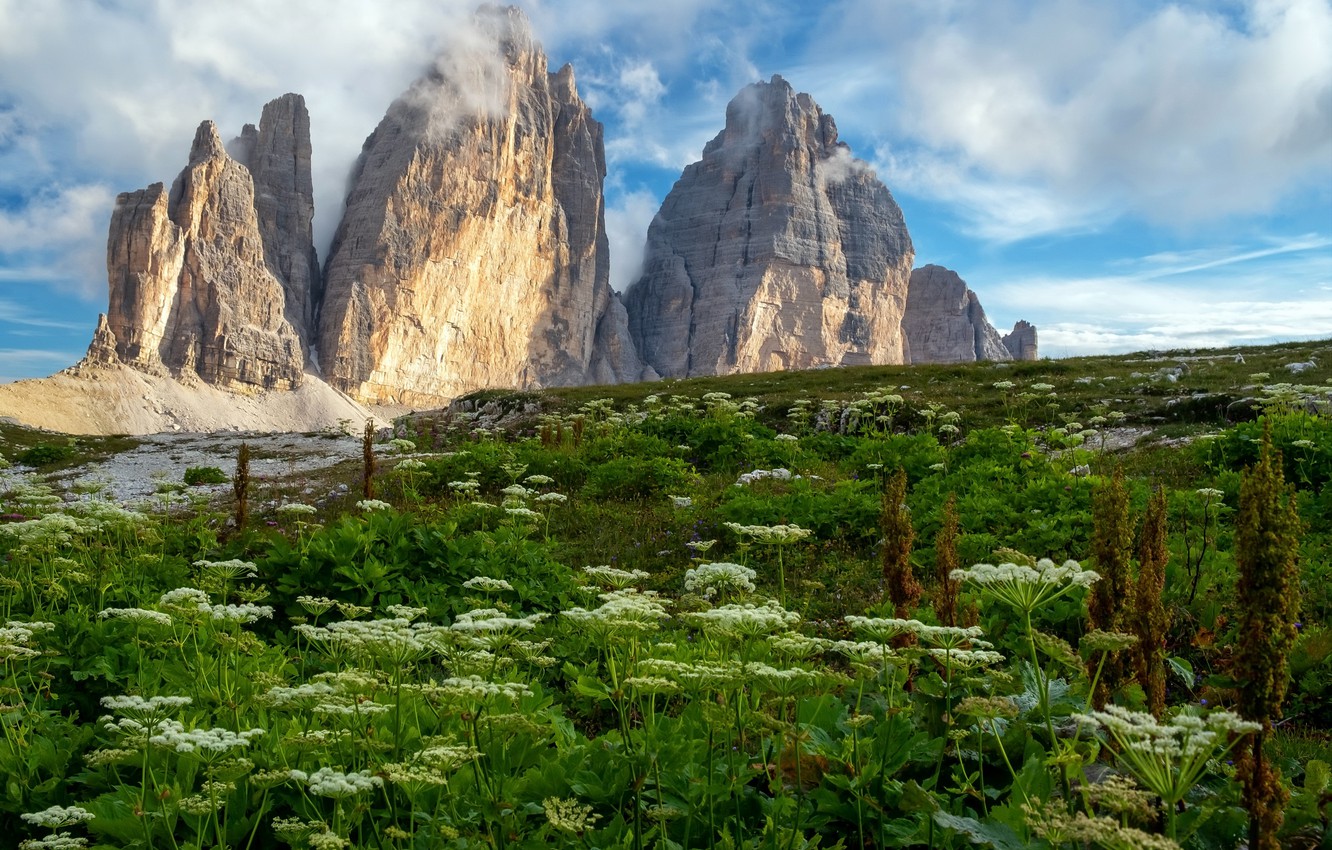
[
  {"xmin": 1167, "ymin": 656, "xmax": 1195, "ymax": 686},
  {"xmin": 932, "ymin": 811, "xmax": 1026, "ymax": 849}
]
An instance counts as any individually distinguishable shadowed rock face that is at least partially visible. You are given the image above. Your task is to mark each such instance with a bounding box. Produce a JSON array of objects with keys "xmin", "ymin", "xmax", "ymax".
[
  {"xmin": 90, "ymin": 95, "xmax": 318, "ymax": 392},
  {"xmin": 903, "ymin": 265, "xmax": 1012, "ymax": 364},
  {"xmin": 622, "ymin": 75, "xmax": 914, "ymax": 378},
  {"xmin": 317, "ymin": 6, "xmax": 648, "ymax": 406},
  {"xmin": 1003, "ymin": 320, "xmax": 1039, "ymax": 360},
  {"xmin": 236, "ymin": 94, "xmax": 321, "ymax": 347}
]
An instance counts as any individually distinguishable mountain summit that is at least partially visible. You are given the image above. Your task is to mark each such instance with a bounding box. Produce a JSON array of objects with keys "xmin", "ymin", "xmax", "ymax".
[
  {"xmin": 623, "ymin": 75, "xmax": 915, "ymax": 378},
  {"xmin": 316, "ymin": 5, "xmax": 649, "ymax": 407}
]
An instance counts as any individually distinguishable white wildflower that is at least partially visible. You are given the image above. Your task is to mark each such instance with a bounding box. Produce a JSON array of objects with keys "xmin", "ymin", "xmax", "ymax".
[
  {"xmin": 20, "ymin": 806, "xmax": 94, "ymax": 828},
  {"xmin": 97, "ymin": 608, "xmax": 172, "ymax": 626},
  {"xmin": 683, "ymin": 562, "xmax": 756, "ymax": 598}
]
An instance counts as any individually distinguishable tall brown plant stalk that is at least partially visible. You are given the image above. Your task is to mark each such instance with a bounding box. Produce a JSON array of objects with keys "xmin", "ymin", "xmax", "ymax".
[
  {"xmin": 1134, "ymin": 486, "xmax": 1169, "ymax": 717},
  {"xmin": 881, "ymin": 467, "xmax": 920, "ymax": 618},
  {"xmin": 1235, "ymin": 421, "xmax": 1301, "ymax": 850},
  {"xmin": 362, "ymin": 418, "xmax": 376, "ymax": 500},
  {"xmin": 232, "ymin": 442, "xmax": 250, "ymax": 530},
  {"xmin": 933, "ymin": 492, "xmax": 961, "ymax": 627},
  {"xmin": 1089, "ymin": 467, "xmax": 1134, "ymax": 708}
]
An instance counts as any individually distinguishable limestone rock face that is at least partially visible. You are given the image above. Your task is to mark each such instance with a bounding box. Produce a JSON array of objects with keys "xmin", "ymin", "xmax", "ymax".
[
  {"xmin": 93, "ymin": 95, "xmax": 319, "ymax": 391},
  {"xmin": 623, "ymin": 75, "xmax": 914, "ymax": 378},
  {"xmin": 317, "ymin": 6, "xmax": 647, "ymax": 406},
  {"xmin": 1002, "ymin": 320, "xmax": 1039, "ymax": 361},
  {"xmin": 903, "ymin": 265, "xmax": 1011, "ymax": 363},
  {"xmin": 234, "ymin": 94, "xmax": 321, "ymax": 345}
]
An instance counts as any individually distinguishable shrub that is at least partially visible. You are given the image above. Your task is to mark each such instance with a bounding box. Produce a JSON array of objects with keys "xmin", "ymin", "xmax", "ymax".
[
  {"xmin": 183, "ymin": 466, "xmax": 228, "ymax": 486},
  {"xmin": 583, "ymin": 455, "xmax": 697, "ymax": 501},
  {"xmin": 16, "ymin": 442, "xmax": 72, "ymax": 466}
]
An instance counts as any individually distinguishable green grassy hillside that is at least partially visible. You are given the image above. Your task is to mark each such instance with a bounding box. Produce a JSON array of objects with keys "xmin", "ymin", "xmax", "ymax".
[{"xmin": 1, "ymin": 338, "xmax": 1330, "ymax": 849}]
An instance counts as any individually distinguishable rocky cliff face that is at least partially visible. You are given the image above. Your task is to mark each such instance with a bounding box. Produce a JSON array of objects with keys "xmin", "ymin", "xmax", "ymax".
[
  {"xmin": 903, "ymin": 265, "xmax": 1011, "ymax": 363},
  {"xmin": 1002, "ymin": 320, "xmax": 1039, "ymax": 360},
  {"xmin": 317, "ymin": 6, "xmax": 647, "ymax": 407},
  {"xmin": 623, "ymin": 76, "xmax": 914, "ymax": 378},
  {"xmin": 88, "ymin": 95, "xmax": 319, "ymax": 391},
  {"xmin": 234, "ymin": 94, "xmax": 321, "ymax": 345}
]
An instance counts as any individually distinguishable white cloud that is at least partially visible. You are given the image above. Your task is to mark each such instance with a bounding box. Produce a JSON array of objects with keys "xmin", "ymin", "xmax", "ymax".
[
  {"xmin": 813, "ymin": 0, "xmax": 1332, "ymax": 241},
  {"xmin": 0, "ymin": 348, "xmax": 83, "ymax": 384},
  {"xmin": 981, "ymin": 234, "xmax": 1332, "ymax": 354},
  {"xmin": 0, "ymin": 184, "xmax": 114, "ymax": 297},
  {"xmin": 605, "ymin": 188, "xmax": 662, "ymax": 292}
]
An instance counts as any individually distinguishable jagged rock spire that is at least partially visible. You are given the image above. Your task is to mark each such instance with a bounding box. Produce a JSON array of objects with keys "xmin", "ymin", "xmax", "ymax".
[
  {"xmin": 623, "ymin": 75, "xmax": 915, "ymax": 378},
  {"xmin": 317, "ymin": 5, "xmax": 648, "ymax": 406}
]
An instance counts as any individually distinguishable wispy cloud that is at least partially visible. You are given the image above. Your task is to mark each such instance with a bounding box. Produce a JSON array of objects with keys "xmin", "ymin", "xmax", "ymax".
[
  {"xmin": 0, "ymin": 347, "xmax": 81, "ymax": 383},
  {"xmin": 984, "ymin": 234, "xmax": 1332, "ymax": 354}
]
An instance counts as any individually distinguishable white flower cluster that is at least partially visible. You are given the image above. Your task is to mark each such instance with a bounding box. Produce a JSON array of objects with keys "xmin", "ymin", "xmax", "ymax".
[
  {"xmin": 0, "ymin": 513, "xmax": 85, "ymax": 547},
  {"xmin": 950, "ymin": 559, "xmax": 1100, "ymax": 614},
  {"xmin": 1072, "ymin": 704, "xmax": 1260, "ymax": 804},
  {"xmin": 534, "ymin": 492, "xmax": 567, "ymax": 504},
  {"xmin": 429, "ymin": 675, "xmax": 533, "ymax": 703},
  {"xmin": 277, "ymin": 502, "xmax": 318, "ymax": 516},
  {"xmin": 396, "ymin": 458, "xmax": 427, "ymax": 471},
  {"xmin": 774, "ymin": 434, "xmax": 799, "ymax": 443},
  {"xmin": 563, "ymin": 589, "xmax": 671, "ymax": 634},
  {"xmin": 450, "ymin": 608, "xmax": 548, "ymax": 633},
  {"xmin": 683, "ymin": 600, "xmax": 799, "ymax": 637},
  {"xmin": 668, "ymin": 495, "xmax": 693, "ymax": 508},
  {"xmin": 159, "ymin": 587, "xmax": 211, "ymax": 609},
  {"xmin": 733, "ymin": 468, "xmax": 795, "ymax": 486},
  {"xmin": 462, "ymin": 576, "xmax": 514, "ymax": 593},
  {"xmin": 745, "ymin": 661, "xmax": 822, "ymax": 690},
  {"xmin": 544, "ymin": 796, "xmax": 601, "ymax": 835},
  {"xmin": 18, "ymin": 833, "xmax": 89, "ymax": 850},
  {"xmin": 356, "ymin": 499, "xmax": 392, "ymax": 512},
  {"xmin": 148, "ymin": 721, "xmax": 264, "ymax": 755},
  {"xmin": 202, "ymin": 603, "xmax": 274, "ymax": 623},
  {"xmin": 291, "ymin": 767, "xmax": 383, "ymax": 797},
  {"xmin": 193, "ymin": 558, "xmax": 258, "ymax": 579},
  {"xmin": 296, "ymin": 596, "xmax": 335, "ymax": 615},
  {"xmin": 1072, "ymin": 704, "xmax": 1260, "ymax": 761},
  {"xmin": 683, "ymin": 562, "xmax": 756, "ymax": 598},
  {"xmin": 2, "ymin": 620, "xmax": 56, "ymax": 660},
  {"xmin": 259, "ymin": 682, "xmax": 338, "ymax": 709},
  {"xmin": 153, "ymin": 587, "xmax": 271, "ymax": 623},
  {"xmin": 723, "ymin": 522, "xmax": 812, "ymax": 544},
  {"xmin": 100, "ymin": 694, "xmax": 193, "ymax": 721},
  {"xmin": 844, "ymin": 615, "xmax": 924, "ymax": 642},
  {"xmin": 97, "ymin": 607, "xmax": 173, "ymax": 626},
  {"xmin": 581, "ymin": 565, "xmax": 651, "ymax": 589},
  {"xmin": 388, "ymin": 438, "xmax": 416, "ymax": 453},
  {"xmin": 637, "ymin": 658, "xmax": 747, "ymax": 690},
  {"xmin": 20, "ymin": 806, "xmax": 94, "ymax": 828},
  {"xmin": 925, "ymin": 648, "xmax": 1005, "ymax": 668},
  {"xmin": 295, "ymin": 617, "xmax": 441, "ymax": 662},
  {"xmin": 384, "ymin": 605, "xmax": 427, "ymax": 621}
]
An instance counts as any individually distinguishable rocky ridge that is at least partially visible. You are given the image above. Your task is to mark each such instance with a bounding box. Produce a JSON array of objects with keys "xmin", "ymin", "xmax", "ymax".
[
  {"xmin": 1002, "ymin": 321, "xmax": 1039, "ymax": 361},
  {"xmin": 87, "ymin": 96, "xmax": 318, "ymax": 391},
  {"xmin": 903, "ymin": 264, "xmax": 1012, "ymax": 363},
  {"xmin": 623, "ymin": 76, "xmax": 915, "ymax": 378},
  {"xmin": 317, "ymin": 6, "xmax": 649, "ymax": 407},
  {"xmin": 34, "ymin": 6, "xmax": 1038, "ymax": 436}
]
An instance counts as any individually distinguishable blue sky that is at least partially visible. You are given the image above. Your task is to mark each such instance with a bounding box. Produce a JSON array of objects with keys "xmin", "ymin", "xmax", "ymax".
[{"xmin": 1, "ymin": 0, "xmax": 1329, "ymax": 381}]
